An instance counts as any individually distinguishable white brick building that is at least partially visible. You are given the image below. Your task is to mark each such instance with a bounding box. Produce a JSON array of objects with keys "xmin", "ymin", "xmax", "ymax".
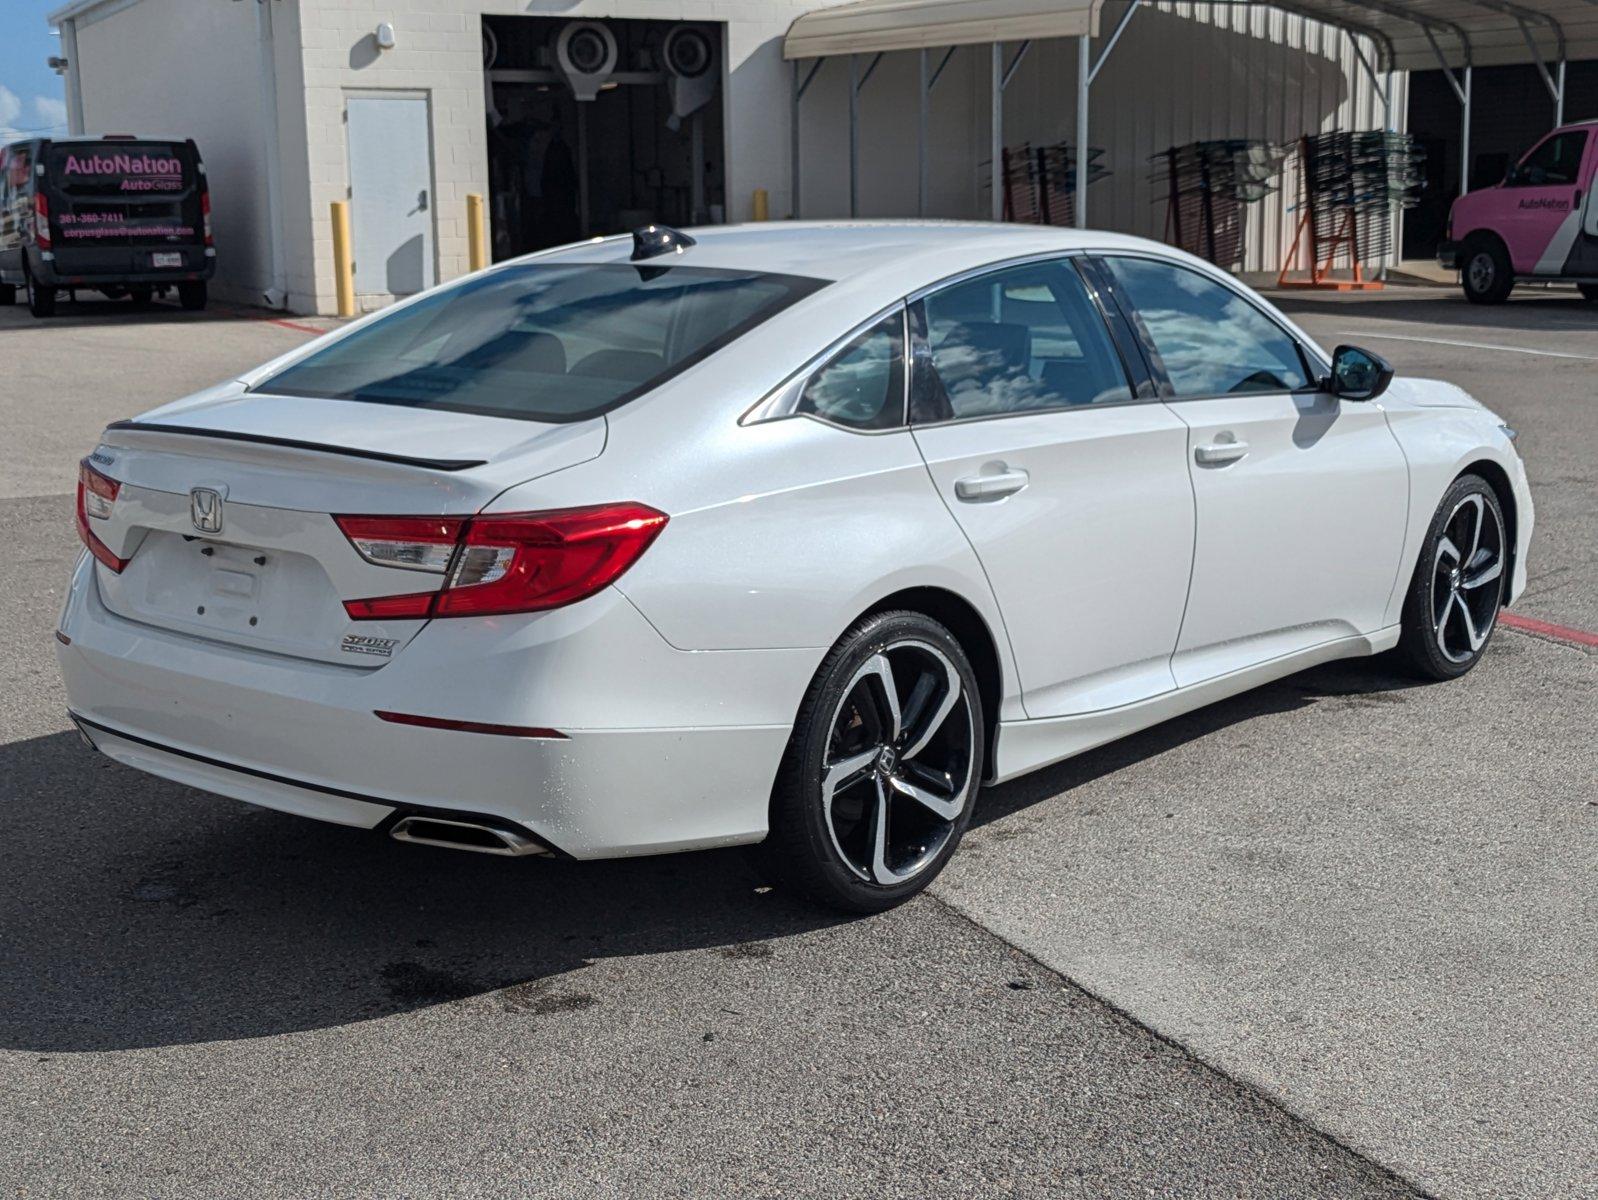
[{"xmin": 48, "ymin": 0, "xmax": 1397, "ymax": 315}]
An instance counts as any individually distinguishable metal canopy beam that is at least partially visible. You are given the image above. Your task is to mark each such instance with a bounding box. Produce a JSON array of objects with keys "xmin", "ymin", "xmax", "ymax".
[{"xmin": 1076, "ymin": 0, "xmax": 1143, "ymax": 228}]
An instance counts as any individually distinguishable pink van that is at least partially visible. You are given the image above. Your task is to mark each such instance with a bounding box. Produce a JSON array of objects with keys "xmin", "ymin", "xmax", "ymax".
[{"xmin": 1440, "ymin": 119, "xmax": 1598, "ymax": 304}]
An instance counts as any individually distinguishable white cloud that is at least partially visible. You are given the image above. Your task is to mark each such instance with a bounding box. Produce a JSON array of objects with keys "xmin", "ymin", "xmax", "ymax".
[
  {"xmin": 0, "ymin": 84, "xmax": 21, "ymax": 130},
  {"xmin": 0, "ymin": 84, "xmax": 70, "ymax": 145},
  {"xmin": 34, "ymin": 96, "xmax": 67, "ymax": 131}
]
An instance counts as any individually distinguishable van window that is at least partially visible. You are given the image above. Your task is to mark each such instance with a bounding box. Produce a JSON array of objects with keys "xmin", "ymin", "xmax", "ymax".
[
  {"xmin": 47, "ymin": 142, "xmax": 193, "ymax": 197},
  {"xmin": 1511, "ymin": 130, "xmax": 1588, "ymax": 187},
  {"xmin": 41, "ymin": 141, "xmax": 201, "ymax": 247}
]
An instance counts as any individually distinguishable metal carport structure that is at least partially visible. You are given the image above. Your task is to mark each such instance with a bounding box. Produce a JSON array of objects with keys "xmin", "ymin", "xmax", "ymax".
[{"xmin": 784, "ymin": 0, "xmax": 1598, "ymax": 227}]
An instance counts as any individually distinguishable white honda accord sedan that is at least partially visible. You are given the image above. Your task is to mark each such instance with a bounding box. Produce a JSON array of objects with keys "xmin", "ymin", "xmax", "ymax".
[{"xmin": 58, "ymin": 222, "xmax": 1532, "ymax": 911}]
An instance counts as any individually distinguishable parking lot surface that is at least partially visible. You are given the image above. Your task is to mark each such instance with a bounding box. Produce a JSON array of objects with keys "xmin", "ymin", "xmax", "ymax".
[{"xmin": 1, "ymin": 287, "xmax": 1593, "ymax": 1198}]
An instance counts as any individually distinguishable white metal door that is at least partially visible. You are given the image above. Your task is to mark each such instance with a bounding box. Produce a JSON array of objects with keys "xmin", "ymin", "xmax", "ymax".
[{"xmin": 346, "ymin": 95, "xmax": 434, "ymax": 299}]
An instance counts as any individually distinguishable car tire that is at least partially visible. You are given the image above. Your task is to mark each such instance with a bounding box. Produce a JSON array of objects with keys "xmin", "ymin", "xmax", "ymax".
[
  {"xmin": 756, "ymin": 610, "xmax": 984, "ymax": 913},
  {"xmin": 0, "ymin": 282, "xmax": 15, "ymax": 305},
  {"xmin": 1395, "ymin": 474, "xmax": 1508, "ymax": 681},
  {"xmin": 1578, "ymin": 284, "xmax": 1598, "ymax": 303},
  {"xmin": 1461, "ymin": 239, "xmax": 1513, "ymax": 305},
  {"xmin": 128, "ymin": 286, "xmax": 154, "ymax": 308},
  {"xmin": 178, "ymin": 281, "xmax": 208, "ymax": 311},
  {"xmin": 25, "ymin": 264, "xmax": 56, "ymax": 318}
]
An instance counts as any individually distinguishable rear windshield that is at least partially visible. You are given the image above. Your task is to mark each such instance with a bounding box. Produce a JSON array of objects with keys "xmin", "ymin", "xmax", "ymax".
[
  {"xmin": 46, "ymin": 142, "xmax": 194, "ymax": 196},
  {"xmin": 258, "ymin": 263, "xmax": 826, "ymax": 422}
]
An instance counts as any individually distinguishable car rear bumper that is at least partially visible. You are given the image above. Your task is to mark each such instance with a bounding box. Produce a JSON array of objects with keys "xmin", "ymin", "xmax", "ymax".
[{"xmin": 56, "ymin": 554, "xmax": 813, "ymax": 859}]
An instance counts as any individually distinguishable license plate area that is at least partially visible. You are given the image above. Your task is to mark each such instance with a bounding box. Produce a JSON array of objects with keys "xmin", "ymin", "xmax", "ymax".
[
  {"xmin": 151, "ymin": 251, "xmax": 183, "ymax": 268},
  {"xmin": 99, "ymin": 530, "xmax": 383, "ymax": 666}
]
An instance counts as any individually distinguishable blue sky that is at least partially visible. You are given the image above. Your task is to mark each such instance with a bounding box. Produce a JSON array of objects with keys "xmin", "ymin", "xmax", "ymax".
[{"xmin": 0, "ymin": 0, "xmax": 68, "ymax": 143}]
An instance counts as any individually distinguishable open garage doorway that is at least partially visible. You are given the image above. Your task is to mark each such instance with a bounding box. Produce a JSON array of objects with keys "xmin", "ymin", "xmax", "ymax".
[{"xmin": 482, "ymin": 15, "xmax": 727, "ymax": 260}]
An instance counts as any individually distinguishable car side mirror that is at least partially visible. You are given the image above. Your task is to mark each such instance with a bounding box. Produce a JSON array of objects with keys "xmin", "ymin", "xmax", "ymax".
[{"xmin": 1326, "ymin": 344, "xmax": 1394, "ymax": 402}]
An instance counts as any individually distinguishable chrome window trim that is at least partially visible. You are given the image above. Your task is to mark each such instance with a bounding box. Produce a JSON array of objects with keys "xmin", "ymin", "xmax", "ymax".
[{"xmin": 740, "ymin": 301, "xmax": 910, "ymax": 434}]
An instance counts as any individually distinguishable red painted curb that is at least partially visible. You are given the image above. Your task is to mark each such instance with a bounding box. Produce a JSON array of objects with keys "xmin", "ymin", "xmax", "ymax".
[{"xmin": 1499, "ymin": 611, "xmax": 1598, "ymax": 649}]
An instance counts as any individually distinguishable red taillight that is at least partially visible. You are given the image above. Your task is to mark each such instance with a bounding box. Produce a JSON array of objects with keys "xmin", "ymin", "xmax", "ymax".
[
  {"xmin": 200, "ymin": 188, "xmax": 213, "ymax": 248},
  {"xmin": 76, "ymin": 459, "xmax": 126, "ymax": 573},
  {"xmin": 335, "ymin": 503, "xmax": 667, "ymax": 621},
  {"xmin": 34, "ymin": 193, "xmax": 50, "ymax": 251}
]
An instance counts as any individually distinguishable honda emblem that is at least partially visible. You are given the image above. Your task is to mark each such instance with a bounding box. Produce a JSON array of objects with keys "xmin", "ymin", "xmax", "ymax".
[{"xmin": 190, "ymin": 487, "xmax": 224, "ymax": 534}]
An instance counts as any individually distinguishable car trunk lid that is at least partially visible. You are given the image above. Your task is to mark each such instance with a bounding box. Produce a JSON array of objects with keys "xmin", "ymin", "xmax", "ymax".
[{"xmin": 84, "ymin": 390, "xmax": 606, "ymax": 666}]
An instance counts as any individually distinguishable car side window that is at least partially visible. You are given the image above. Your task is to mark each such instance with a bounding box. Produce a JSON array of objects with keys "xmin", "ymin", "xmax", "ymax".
[
  {"xmin": 1103, "ymin": 256, "xmax": 1311, "ymax": 398},
  {"xmin": 912, "ymin": 259, "xmax": 1131, "ymax": 422},
  {"xmin": 1511, "ymin": 130, "xmax": 1588, "ymax": 187},
  {"xmin": 795, "ymin": 308, "xmax": 905, "ymax": 430}
]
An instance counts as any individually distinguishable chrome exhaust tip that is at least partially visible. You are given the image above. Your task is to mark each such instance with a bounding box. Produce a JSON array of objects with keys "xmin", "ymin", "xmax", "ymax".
[{"xmin": 389, "ymin": 815, "xmax": 550, "ymax": 857}]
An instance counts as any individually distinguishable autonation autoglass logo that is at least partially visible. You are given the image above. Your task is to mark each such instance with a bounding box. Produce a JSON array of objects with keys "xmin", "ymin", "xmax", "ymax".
[{"xmin": 62, "ymin": 151, "xmax": 184, "ymax": 192}]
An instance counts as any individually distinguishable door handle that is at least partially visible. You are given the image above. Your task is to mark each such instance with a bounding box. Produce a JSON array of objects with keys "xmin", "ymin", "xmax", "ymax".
[
  {"xmin": 417, "ymin": 189, "xmax": 429, "ymax": 213},
  {"xmin": 1194, "ymin": 440, "xmax": 1249, "ymax": 465},
  {"xmin": 955, "ymin": 468, "xmax": 1029, "ymax": 501}
]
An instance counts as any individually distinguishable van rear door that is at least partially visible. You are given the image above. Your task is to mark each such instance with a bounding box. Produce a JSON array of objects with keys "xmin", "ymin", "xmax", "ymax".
[{"xmin": 43, "ymin": 139, "xmax": 207, "ymax": 276}]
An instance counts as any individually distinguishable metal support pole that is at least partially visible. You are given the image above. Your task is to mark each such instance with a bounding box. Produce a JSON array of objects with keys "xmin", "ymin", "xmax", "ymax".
[
  {"xmin": 1076, "ymin": 36, "xmax": 1090, "ymax": 229},
  {"xmin": 1557, "ymin": 59, "xmax": 1566, "ymax": 125},
  {"xmin": 791, "ymin": 59, "xmax": 801, "ymax": 219},
  {"xmin": 791, "ymin": 57, "xmax": 824, "ymax": 220},
  {"xmin": 918, "ymin": 49, "xmax": 929, "ymax": 217},
  {"xmin": 991, "ymin": 43, "xmax": 1003, "ymax": 221},
  {"xmin": 849, "ymin": 54, "xmax": 860, "ymax": 218},
  {"xmin": 1461, "ymin": 66, "xmax": 1473, "ymax": 197}
]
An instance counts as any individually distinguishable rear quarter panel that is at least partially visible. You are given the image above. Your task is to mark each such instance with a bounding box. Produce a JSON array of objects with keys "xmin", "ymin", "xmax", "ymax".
[{"xmin": 485, "ymin": 412, "xmax": 1024, "ymax": 723}]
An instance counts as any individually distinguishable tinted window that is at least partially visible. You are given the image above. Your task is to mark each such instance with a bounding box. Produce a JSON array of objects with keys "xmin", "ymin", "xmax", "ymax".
[
  {"xmin": 1513, "ymin": 130, "xmax": 1588, "ymax": 187},
  {"xmin": 260, "ymin": 264, "xmax": 824, "ymax": 422},
  {"xmin": 1104, "ymin": 257, "xmax": 1310, "ymax": 397},
  {"xmin": 46, "ymin": 141, "xmax": 194, "ymax": 196},
  {"xmin": 796, "ymin": 309, "xmax": 904, "ymax": 429},
  {"xmin": 914, "ymin": 260, "xmax": 1130, "ymax": 421}
]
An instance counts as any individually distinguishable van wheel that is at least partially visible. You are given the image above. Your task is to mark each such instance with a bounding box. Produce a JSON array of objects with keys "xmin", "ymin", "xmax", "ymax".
[
  {"xmin": 25, "ymin": 266, "xmax": 57, "ymax": 318},
  {"xmin": 1578, "ymin": 284, "xmax": 1598, "ymax": 303},
  {"xmin": 0, "ymin": 282, "xmax": 15, "ymax": 305},
  {"xmin": 178, "ymin": 281, "xmax": 208, "ymax": 311},
  {"xmin": 128, "ymin": 287, "xmax": 154, "ymax": 308},
  {"xmin": 1461, "ymin": 239, "xmax": 1513, "ymax": 305}
]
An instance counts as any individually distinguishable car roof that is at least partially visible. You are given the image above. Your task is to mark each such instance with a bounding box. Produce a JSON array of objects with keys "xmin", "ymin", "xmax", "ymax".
[{"xmin": 524, "ymin": 221, "xmax": 1183, "ymax": 286}]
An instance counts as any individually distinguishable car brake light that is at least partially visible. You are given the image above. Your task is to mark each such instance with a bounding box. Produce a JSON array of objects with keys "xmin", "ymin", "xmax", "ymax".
[
  {"xmin": 200, "ymin": 188, "xmax": 213, "ymax": 248},
  {"xmin": 76, "ymin": 459, "xmax": 126, "ymax": 573},
  {"xmin": 335, "ymin": 503, "xmax": 667, "ymax": 620},
  {"xmin": 34, "ymin": 193, "xmax": 50, "ymax": 251}
]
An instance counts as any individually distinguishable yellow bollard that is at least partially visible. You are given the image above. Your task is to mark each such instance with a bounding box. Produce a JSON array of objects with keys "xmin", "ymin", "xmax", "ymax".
[
  {"xmin": 751, "ymin": 188, "xmax": 769, "ymax": 222},
  {"xmin": 330, "ymin": 200, "xmax": 355, "ymax": 318},
  {"xmin": 466, "ymin": 193, "xmax": 488, "ymax": 272}
]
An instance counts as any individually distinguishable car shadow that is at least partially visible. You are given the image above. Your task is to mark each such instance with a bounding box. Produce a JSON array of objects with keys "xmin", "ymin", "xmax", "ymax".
[
  {"xmin": 0, "ymin": 730, "xmax": 843, "ymax": 1054},
  {"xmin": 972, "ymin": 657, "xmax": 1428, "ymax": 829},
  {"xmin": 0, "ymin": 659, "xmax": 1424, "ymax": 1054}
]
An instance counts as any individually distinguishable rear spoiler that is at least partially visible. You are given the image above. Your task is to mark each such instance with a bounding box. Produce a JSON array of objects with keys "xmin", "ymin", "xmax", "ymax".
[{"xmin": 103, "ymin": 421, "xmax": 487, "ymax": 472}]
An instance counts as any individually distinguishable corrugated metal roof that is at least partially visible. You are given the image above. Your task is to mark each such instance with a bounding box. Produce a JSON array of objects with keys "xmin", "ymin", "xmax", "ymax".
[
  {"xmin": 783, "ymin": 0, "xmax": 1595, "ymax": 71},
  {"xmin": 784, "ymin": 0, "xmax": 1101, "ymax": 60}
]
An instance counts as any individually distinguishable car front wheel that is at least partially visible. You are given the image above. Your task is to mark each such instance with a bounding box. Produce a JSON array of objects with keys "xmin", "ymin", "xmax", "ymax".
[
  {"xmin": 1396, "ymin": 475, "xmax": 1507, "ymax": 680},
  {"xmin": 758, "ymin": 610, "xmax": 984, "ymax": 913}
]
